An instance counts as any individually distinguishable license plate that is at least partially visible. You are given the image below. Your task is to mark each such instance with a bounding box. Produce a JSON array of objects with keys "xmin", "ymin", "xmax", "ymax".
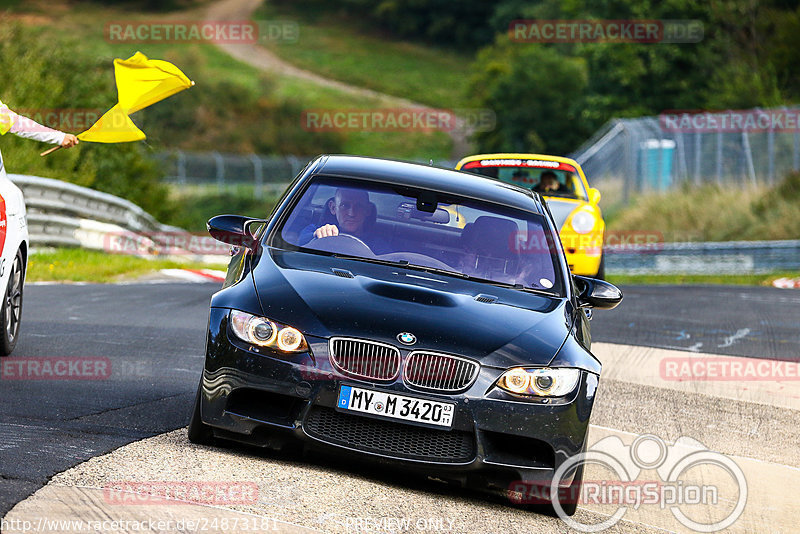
[{"xmin": 337, "ymin": 386, "xmax": 454, "ymax": 428}]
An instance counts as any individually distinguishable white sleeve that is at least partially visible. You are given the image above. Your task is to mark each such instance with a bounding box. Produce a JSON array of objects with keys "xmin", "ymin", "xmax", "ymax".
[{"xmin": 3, "ymin": 104, "xmax": 66, "ymax": 145}]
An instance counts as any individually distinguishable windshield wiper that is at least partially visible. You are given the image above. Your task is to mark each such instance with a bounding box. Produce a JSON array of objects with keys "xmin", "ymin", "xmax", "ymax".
[
  {"xmin": 330, "ymin": 254, "xmax": 468, "ymax": 278},
  {"xmin": 455, "ymin": 273, "xmax": 559, "ymax": 296},
  {"xmin": 329, "ymin": 254, "xmax": 559, "ymax": 296}
]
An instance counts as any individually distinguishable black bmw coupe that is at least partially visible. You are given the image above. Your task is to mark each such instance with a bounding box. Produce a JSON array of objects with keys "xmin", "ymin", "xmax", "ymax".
[{"xmin": 189, "ymin": 155, "xmax": 622, "ymax": 515}]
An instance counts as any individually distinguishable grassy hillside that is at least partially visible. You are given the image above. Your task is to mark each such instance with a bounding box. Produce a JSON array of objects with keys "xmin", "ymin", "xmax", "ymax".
[
  {"xmin": 606, "ymin": 171, "xmax": 800, "ymax": 242},
  {"xmin": 255, "ymin": 2, "xmax": 472, "ymax": 110}
]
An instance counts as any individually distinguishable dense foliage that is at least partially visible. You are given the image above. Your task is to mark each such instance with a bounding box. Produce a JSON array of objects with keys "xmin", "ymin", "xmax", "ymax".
[{"xmin": 281, "ymin": 0, "xmax": 800, "ymax": 155}]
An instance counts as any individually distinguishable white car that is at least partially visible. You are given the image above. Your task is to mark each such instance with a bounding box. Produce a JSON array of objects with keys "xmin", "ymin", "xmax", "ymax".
[
  {"xmin": 0, "ymin": 174, "xmax": 28, "ymax": 355},
  {"xmin": 0, "ymin": 100, "xmax": 62, "ymax": 355}
]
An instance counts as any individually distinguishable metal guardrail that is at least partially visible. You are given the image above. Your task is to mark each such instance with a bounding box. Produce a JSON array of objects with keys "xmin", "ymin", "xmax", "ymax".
[
  {"xmin": 9, "ymin": 174, "xmax": 187, "ymax": 252},
  {"xmin": 606, "ymin": 239, "xmax": 800, "ymax": 275},
  {"xmin": 10, "ymin": 174, "xmax": 180, "ymax": 233}
]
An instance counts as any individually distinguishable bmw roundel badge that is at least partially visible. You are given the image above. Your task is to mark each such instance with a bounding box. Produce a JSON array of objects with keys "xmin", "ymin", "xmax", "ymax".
[{"xmin": 397, "ymin": 332, "xmax": 416, "ymax": 345}]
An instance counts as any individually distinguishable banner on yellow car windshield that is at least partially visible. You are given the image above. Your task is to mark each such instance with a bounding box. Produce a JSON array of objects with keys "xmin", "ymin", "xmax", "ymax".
[{"xmin": 77, "ymin": 52, "xmax": 194, "ymax": 143}]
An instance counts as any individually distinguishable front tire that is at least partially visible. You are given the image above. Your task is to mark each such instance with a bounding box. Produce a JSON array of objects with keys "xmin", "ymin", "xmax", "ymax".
[
  {"xmin": 188, "ymin": 381, "xmax": 215, "ymax": 445},
  {"xmin": 556, "ymin": 460, "xmax": 584, "ymax": 516},
  {"xmin": 0, "ymin": 249, "xmax": 24, "ymax": 356}
]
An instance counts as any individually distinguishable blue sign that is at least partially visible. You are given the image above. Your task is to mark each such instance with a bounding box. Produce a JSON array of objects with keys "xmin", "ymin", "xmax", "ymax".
[{"xmin": 338, "ymin": 385, "xmax": 352, "ymax": 408}]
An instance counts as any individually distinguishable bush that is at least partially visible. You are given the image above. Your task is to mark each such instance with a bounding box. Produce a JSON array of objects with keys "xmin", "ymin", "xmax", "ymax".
[
  {"xmin": 607, "ymin": 172, "xmax": 800, "ymax": 242},
  {"xmin": 163, "ymin": 191, "xmax": 279, "ymax": 232}
]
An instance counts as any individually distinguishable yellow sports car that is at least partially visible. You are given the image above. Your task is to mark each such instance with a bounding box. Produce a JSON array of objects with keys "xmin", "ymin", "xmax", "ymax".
[{"xmin": 455, "ymin": 153, "xmax": 605, "ymax": 278}]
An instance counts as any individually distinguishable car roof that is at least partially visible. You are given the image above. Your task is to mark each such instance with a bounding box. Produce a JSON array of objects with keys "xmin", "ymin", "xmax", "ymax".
[{"xmin": 312, "ymin": 155, "xmax": 546, "ymax": 215}]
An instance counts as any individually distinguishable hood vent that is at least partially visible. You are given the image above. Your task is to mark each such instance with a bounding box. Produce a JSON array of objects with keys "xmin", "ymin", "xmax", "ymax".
[
  {"xmin": 474, "ymin": 294, "xmax": 498, "ymax": 304},
  {"xmin": 331, "ymin": 268, "xmax": 355, "ymax": 279}
]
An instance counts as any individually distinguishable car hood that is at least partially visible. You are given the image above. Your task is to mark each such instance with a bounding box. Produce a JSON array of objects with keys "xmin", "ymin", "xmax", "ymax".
[
  {"xmin": 543, "ymin": 198, "xmax": 581, "ymax": 230},
  {"xmin": 251, "ymin": 249, "xmax": 573, "ymax": 368}
]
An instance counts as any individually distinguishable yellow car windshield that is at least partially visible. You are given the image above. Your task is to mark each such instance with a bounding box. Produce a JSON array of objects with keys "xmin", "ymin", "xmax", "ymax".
[{"xmin": 462, "ymin": 162, "xmax": 588, "ymax": 201}]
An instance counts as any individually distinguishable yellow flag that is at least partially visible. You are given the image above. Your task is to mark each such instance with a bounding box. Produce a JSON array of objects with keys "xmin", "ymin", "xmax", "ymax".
[
  {"xmin": 77, "ymin": 52, "xmax": 194, "ymax": 143},
  {"xmin": 77, "ymin": 104, "xmax": 145, "ymax": 143}
]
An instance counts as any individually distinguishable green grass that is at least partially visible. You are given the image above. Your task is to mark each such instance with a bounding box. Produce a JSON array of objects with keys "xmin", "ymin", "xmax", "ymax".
[
  {"xmin": 605, "ymin": 172, "xmax": 800, "ymax": 242},
  {"xmin": 27, "ymin": 248, "xmax": 224, "ymax": 283},
  {"xmin": 607, "ymin": 272, "xmax": 799, "ymax": 287},
  {"xmin": 255, "ymin": 2, "xmax": 472, "ymax": 109}
]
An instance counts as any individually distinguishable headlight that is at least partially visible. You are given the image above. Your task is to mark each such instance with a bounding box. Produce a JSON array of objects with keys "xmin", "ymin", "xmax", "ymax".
[
  {"xmin": 229, "ymin": 310, "xmax": 307, "ymax": 353},
  {"xmin": 497, "ymin": 367, "xmax": 580, "ymax": 397},
  {"xmin": 570, "ymin": 210, "xmax": 596, "ymax": 234}
]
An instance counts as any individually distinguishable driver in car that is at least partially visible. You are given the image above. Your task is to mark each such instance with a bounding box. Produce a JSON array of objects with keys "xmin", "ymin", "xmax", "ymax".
[
  {"xmin": 532, "ymin": 171, "xmax": 568, "ymax": 194},
  {"xmin": 300, "ymin": 188, "xmax": 389, "ymax": 253}
]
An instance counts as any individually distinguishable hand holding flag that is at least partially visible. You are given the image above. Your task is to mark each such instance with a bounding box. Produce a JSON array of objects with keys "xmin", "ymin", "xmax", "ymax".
[{"xmin": 41, "ymin": 52, "xmax": 194, "ymax": 156}]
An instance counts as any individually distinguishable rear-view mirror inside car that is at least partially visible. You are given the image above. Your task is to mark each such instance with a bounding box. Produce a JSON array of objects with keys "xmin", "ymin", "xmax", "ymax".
[{"xmin": 396, "ymin": 202, "xmax": 450, "ymax": 224}]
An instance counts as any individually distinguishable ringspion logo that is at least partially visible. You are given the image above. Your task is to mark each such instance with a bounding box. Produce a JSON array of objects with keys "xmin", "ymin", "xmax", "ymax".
[{"xmin": 509, "ymin": 433, "xmax": 746, "ymax": 532}]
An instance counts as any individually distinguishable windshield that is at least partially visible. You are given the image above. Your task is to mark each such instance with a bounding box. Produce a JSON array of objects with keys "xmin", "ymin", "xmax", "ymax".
[
  {"xmin": 273, "ymin": 176, "xmax": 564, "ymax": 294},
  {"xmin": 461, "ymin": 159, "xmax": 587, "ymax": 201}
]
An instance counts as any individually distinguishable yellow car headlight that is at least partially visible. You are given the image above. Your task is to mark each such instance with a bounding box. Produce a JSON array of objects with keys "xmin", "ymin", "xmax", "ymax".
[{"xmin": 570, "ymin": 210, "xmax": 596, "ymax": 234}]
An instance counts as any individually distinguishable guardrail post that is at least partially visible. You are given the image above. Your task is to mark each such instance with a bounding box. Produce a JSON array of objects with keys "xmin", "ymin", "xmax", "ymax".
[
  {"xmin": 715, "ymin": 130, "xmax": 723, "ymax": 185},
  {"xmin": 742, "ymin": 132, "xmax": 757, "ymax": 187},
  {"xmin": 767, "ymin": 127, "xmax": 775, "ymax": 184},
  {"xmin": 212, "ymin": 151, "xmax": 224, "ymax": 193},
  {"xmin": 622, "ymin": 125, "xmax": 632, "ymax": 204},
  {"xmin": 693, "ymin": 133, "xmax": 702, "ymax": 185},
  {"xmin": 177, "ymin": 150, "xmax": 186, "ymax": 186},
  {"xmin": 250, "ymin": 154, "xmax": 263, "ymax": 199}
]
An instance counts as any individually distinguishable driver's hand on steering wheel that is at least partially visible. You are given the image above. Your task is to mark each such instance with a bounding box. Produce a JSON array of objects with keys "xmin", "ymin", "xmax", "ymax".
[{"xmin": 313, "ymin": 224, "xmax": 339, "ymax": 239}]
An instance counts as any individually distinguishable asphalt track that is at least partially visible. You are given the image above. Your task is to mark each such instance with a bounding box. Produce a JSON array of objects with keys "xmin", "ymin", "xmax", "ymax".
[
  {"xmin": 591, "ymin": 285, "xmax": 800, "ymax": 360},
  {"xmin": 0, "ymin": 282, "xmax": 796, "ymax": 520}
]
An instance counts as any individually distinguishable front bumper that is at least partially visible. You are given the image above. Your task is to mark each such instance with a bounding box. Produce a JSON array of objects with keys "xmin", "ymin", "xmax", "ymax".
[
  {"xmin": 559, "ymin": 232, "xmax": 603, "ymax": 277},
  {"xmin": 199, "ymin": 308, "xmax": 598, "ymax": 492}
]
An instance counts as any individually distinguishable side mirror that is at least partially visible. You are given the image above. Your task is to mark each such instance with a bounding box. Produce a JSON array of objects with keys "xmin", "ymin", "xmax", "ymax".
[
  {"xmin": 207, "ymin": 215, "xmax": 265, "ymax": 249},
  {"xmin": 588, "ymin": 187, "xmax": 601, "ymax": 205},
  {"xmin": 573, "ymin": 275, "xmax": 623, "ymax": 310}
]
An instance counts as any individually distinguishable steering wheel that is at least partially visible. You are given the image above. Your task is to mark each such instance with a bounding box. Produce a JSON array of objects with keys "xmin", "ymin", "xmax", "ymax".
[
  {"xmin": 337, "ymin": 233, "xmax": 371, "ymax": 249},
  {"xmin": 307, "ymin": 233, "xmax": 374, "ymax": 256}
]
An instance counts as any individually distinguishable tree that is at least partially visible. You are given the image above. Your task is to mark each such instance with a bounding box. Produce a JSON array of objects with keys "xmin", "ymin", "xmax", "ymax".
[{"xmin": 469, "ymin": 37, "xmax": 589, "ymax": 155}]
